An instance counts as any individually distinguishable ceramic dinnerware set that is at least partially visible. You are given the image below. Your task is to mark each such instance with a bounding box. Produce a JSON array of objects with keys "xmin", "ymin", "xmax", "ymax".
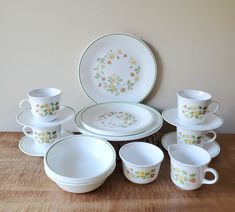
[
  {"xmin": 16, "ymin": 88, "xmax": 75, "ymax": 156},
  {"xmin": 16, "ymin": 33, "xmax": 223, "ymax": 193},
  {"xmin": 162, "ymin": 89, "xmax": 223, "ymax": 190}
]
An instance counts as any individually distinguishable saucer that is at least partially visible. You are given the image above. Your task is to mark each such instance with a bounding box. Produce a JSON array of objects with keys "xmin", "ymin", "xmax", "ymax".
[
  {"xmin": 19, "ymin": 131, "xmax": 73, "ymax": 157},
  {"xmin": 16, "ymin": 106, "xmax": 75, "ymax": 127},
  {"xmin": 162, "ymin": 108, "xmax": 223, "ymax": 130},
  {"xmin": 161, "ymin": 132, "xmax": 220, "ymax": 158}
]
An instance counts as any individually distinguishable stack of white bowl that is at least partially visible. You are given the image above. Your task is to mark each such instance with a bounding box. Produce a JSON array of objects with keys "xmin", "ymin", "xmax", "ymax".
[{"xmin": 44, "ymin": 135, "xmax": 116, "ymax": 193}]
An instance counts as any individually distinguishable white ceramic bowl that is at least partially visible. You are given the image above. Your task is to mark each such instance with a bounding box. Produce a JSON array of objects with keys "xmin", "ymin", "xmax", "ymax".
[
  {"xmin": 46, "ymin": 162, "xmax": 116, "ymax": 193},
  {"xmin": 55, "ymin": 178, "xmax": 107, "ymax": 193},
  {"xmin": 119, "ymin": 142, "xmax": 164, "ymax": 184},
  {"xmin": 45, "ymin": 162, "xmax": 116, "ymax": 184},
  {"xmin": 44, "ymin": 135, "xmax": 116, "ymax": 184}
]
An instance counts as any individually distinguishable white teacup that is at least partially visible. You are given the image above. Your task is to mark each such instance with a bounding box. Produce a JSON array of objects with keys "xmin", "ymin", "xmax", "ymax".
[
  {"xmin": 168, "ymin": 144, "xmax": 219, "ymax": 190},
  {"xmin": 20, "ymin": 88, "xmax": 61, "ymax": 122},
  {"xmin": 177, "ymin": 89, "xmax": 219, "ymax": 124},
  {"xmin": 177, "ymin": 127, "xmax": 216, "ymax": 147},
  {"xmin": 23, "ymin": 125, "xmax": 62, "ymax": 150}
]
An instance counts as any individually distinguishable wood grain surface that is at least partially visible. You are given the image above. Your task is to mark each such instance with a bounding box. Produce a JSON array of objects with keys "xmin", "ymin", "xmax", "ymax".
[{"xmin": 0, "ymin": 132, "xmax": 234, "ymax": 212}]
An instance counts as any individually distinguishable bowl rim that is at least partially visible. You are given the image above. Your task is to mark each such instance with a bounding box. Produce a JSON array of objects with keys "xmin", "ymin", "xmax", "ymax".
[
  {"xmin": 45, "ymin": 162, "xmax": 116, "ymax": 185},
  {"xmin": 119, "ymin": 142, "xmax": 164, "ymax": 168},
  {"xmin": 44, "ymin": 135, "xmax": 116, "ymax": 183}
]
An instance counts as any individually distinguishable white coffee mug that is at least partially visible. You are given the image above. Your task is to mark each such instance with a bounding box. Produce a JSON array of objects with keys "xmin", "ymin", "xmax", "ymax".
[
  {"xmin": 177, "ymin": 127, "xmax": 216, "ymax": 147},
  {"xmin": 177, "ymin": 89, "xmax": 219, "ymax": 124},
  {"xmin": 23, "ymin": 125, "xmax": 62, "ymax": 150},
  {"xmin": 20, "ymin": 88, "xmax": 61, "ymax": 122},
  {"xmin": 168, "ymin": 144, "xmax": 219, "ymax": 190}
]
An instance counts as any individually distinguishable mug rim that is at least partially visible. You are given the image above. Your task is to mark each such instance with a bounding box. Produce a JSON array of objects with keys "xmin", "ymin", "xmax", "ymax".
[
  {"xmin": 23, "ymin": 124, "xmax": 62, "ymax": 130},
  {"xmin": 177, "ymin": 89, "xmax": 212, "ymax": 102},
  {"xmin": 28, "ymin": 88, "xmax": 61, "ymax": 98},
  {"xmin": 168, "ymin": 144, "xmax": 211, "ymax": 167}
]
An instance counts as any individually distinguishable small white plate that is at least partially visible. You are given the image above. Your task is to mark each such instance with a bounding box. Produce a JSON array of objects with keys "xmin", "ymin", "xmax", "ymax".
[
  {"xmin": 75, "ymin": 105, "xmax": 163, "ymax": 141},
  {"xmin": 162, "ymin": 108, "xmax": 223, "ymax": 131},
  {"xmin": 16, "ymin": 106, "xmax": 75, "ymax": 127},
  {"xmin": 78, "ymin": 33, "xmax": 157, "ymax": 103},
  {"xmin": 19, "ymin": 131, "xmax": 73, "ymax": 157},
  {"xmin": 161, "ymin": 132, "xmax": 220, "ymax": 158},
  {"xmin": 81, "ymin": 102, "xmax": 155, "ymax": 136}
]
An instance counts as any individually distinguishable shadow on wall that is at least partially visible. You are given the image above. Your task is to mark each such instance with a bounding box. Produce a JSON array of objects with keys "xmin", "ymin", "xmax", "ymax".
[
  {"xmin": 142, "ymin": 41, "xmax": 163, "ymax": 104},
  {"xmin": 139, "ymin": 42, "xmax": 176, "ymax": 135}
]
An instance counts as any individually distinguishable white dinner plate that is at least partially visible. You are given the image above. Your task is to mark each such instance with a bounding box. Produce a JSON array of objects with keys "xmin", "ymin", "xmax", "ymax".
[
  {"xmin": 162, "ymin": 108, "xmax": 223, "ymax": 131},
  {"xmin": 161, "ymin": 132, "xmax": 220, "ymax": 158},
  {"xmin": 19, "ymin": 131, "xmax": 73, "ymax": 157},
  {"xmin": 80, "ymin": 102, "xmax": 155, "ymax": 136},
  {"xmin": 16, "ymin": 106, "xmax": 75, "ymax": 127},
  {"xmin": 78, "ymin": 33, "xmax": 157, "ymax": 103},
  {"xmin": 75, "ymin": 106, "xmax": 163, "ymax": 141}
]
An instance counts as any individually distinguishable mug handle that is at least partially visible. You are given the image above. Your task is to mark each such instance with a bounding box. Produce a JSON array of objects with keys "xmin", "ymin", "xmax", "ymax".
[
  {"xmin": 208, "ymin": 101, "xmax": 219, "ymax": 114},
  {"xmin": 202, "ymin": 167, "xmax": 219, "ymax": 185},
  {"xmin": 22, "ymin": 126, "xmax": 34, "ymax": 138},
  {"xmin": 204, "ymin": 131, "xmax": 217, "ymax": 143},
  {"xmin": 20, "ymin": 99, "xmax": 31, "ymax": 111}
]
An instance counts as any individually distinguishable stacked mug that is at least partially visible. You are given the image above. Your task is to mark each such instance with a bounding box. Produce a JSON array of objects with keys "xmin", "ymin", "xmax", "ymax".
[
  {"xmin": 166, "ymin": 89, "xmax": 221, "ymax": 190},
  {"xmin": 19, "ymin": 88, "xmax": 70, "ymax": 154},
  {"xmin": 176, "ymin": 89, "xmax": 219, "ymax": 147}
]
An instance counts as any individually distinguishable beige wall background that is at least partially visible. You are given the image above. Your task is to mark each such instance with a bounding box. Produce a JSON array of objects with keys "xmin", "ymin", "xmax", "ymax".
[{"xmin": 0, "ymin": 0, "xmax": 234, "ymax": 133}]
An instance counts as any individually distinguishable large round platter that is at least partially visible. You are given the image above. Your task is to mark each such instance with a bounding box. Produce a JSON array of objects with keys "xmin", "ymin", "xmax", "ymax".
[
  {"xmin": 162, "ymin": 108, "xmax": 223, "ymax": 131},
  {"xmin": 75, "ymin": 105, "xmax": 163, "ymax": 141},
  {"xmin": 80, "ymin": 102, "xmax": 155, "ymax": 136},
  {"xmin": 78, "ymin": 33, "xmax": 157, "ymax": 103}
]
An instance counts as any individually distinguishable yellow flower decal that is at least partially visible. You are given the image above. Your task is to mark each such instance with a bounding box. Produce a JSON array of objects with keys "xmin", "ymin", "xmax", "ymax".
[
  {"xmin": 35, "ymin": 102, "xmax": 59, "ymax": 117},
  {"xmin": 98, "ymin": 112, "xmax": 137, "ymax": 128},
  {"xmin": 127, "ymin": 168, "xmax": 156, "ymax": 179},
  {"xmin": 177, "ymin": 132, "xmax": 201, "ymax": 144},
  {"xmin": 94, "ymin": 50, "xmax": 141, "ymax": 95},
  {"xmin": 182, "ymin": 105, "xmax": 207, "ymax": 120},
  {"xmin": 171, "ymin": 166, "xmax": 196, "ymax": 185},
  {"xmin": 130, "ymin": 57, "xmax": 137, "ymax": 65},
  {"xmin": 35, "ymin": 131, "xmax": 57, "ymax": 144}
]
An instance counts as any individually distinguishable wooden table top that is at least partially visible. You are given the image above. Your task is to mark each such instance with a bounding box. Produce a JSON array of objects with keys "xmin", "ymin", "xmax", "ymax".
[{"xmin": 0, "ymin": 132, "xmax": 234, "ymax": 212}]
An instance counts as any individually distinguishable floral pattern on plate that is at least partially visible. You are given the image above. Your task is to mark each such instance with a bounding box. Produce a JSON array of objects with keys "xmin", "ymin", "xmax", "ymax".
[
  {"xmin": 182, "ymin": 105, "xmax": 207, "ymax": 120},
  {"xmin": 126, "ymin": 168, "xmax": 156, "ymax": 179},
  {"xmin": 98, "ymin": 111, "xmax": 137, "ymax": 128},
  {"xmin": 177, "ymin": 132, "xmax": 201, "ymax": 144},
  {"xmin": 171, "ymin": 166, "xmax": 196, "ymax": 185},
  {"xmin": 35, "ymin": 102, "xmax": 59, "ymax": 117},
  {"xmin": 35, "ymin": 131, "xmax": 58, "ymax": 143},
  {"xmin": 94, "ymin": 50, "xmax": 141, "ymax": 95}
]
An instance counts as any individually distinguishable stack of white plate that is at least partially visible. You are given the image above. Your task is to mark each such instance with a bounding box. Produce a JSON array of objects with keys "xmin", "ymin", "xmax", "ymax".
[
  {"xmin": 76, "ymin": 33, "xmax": 162, "ymax": 141},
  {"xmin": 75, "ymin": 102, "xmax": 163, "ymax": 141}
]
